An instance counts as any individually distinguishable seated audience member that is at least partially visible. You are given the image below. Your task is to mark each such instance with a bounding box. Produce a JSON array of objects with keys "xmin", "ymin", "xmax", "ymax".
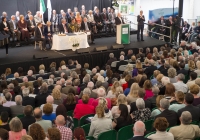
[
  {"xmin": 107, "ymin": 81, "xmax": 120, "ymax": 98},
  {"xmin": 0, "ymin": 16, "xmax": 11, "ymax": 36},
  {"xmin": 150, "ymin": 95, "xmax": 164, "ymax": 118},
  {"xmin": 55, "ymin": 115, "xmax": 72, "ymax": 140},
  {"xmin": 116, "ymin": 55, "xmax": 128, "ymax": 72},
  {"xmin": 3, "ymin": 92, "xmax": 16, "ymax": 107},
  {"xmin": 147, "ymin": 86, "xmax": 159, "ymax": 109},
  {"xmin": 78, "ymin": 88, "xmax": 94, "ymax": 104},
  {"xmin": 35, "ymin": 83, "xmax": 50, "ymax": 107},
  {"xmin": 32, "ymin": 108, "xmax": 52, "ymax": 134},
  {"xmin": 164, "ymin": 83, "xmax": 176, "ymax": 101},
  {"xmin": 27, "ymin": 70, "xmax": 35, "ymax": 81},
  {"xmin": 13, "ymin": 72, "xmax": 23, "ymax": 83},
  {"xmin": 190, "ymin": 84, "xmax": 200, "ymax": 106},
  {"xmin": 10, "ymin": 95, "xmax": 25, "ymax": 117},
  {"xmin": 167, "ymin": 68, "xmax": 177, "ymax": 83},
  {"xmin": 47, "ymin": 128, "xmax": 61, "ymax": 140},
  {"xmin": 155, "ymin": 98, "xmax": 178, "ymax": 128},
  {"xmin": 27, "ymin": 15, "xmax": 36, "ymax": 35},
  {"xmin": 18, "ymin": 15, "xmax": 30, "ymax": 41},
  {"xmin": 29, "ymin": 123, "xmax": 46, "ymax": 140},
  {"xmin": 74, "ymin": 94, "xmax": 95, "ymax": 119},
  {"xmin": 0, "ymin": 96, "xmax": 11, "ymax": 118},
  {"xmin": 101, "ymin": 8, "xmax": 111, "ymax": 32},
  {"xmin": 124, "ymin": 78, "xmax": 135, "ymax": 97},
  {"xmin": 73, "ymin": 127, "xmax": 86, "ymax": 140},
  {"xmin": 111, "ymin": 94, "xmax": 131, "ymax": 119},
  {"xmin": 22, "ymin": 88, "xmax": 35, "ymax": 107},
  {"xmin": 177, "ymin": 62, "xmax": 188, "ymax": 76},
  {"xmin": 130, "ymin": 121, "xmax": 149, "ymax": 140},
  {"xmin": 144, "ymin": 59, "xmax": 157, "ymax": 79},
  {"xmin": 178, "ymin": 93, "xmax": 200, "ymax": 121},
  {"xmin": 9, "ymin": 117, "xmax": 26, "ymax": 139},
  {"xmin": 87, "ymin": 82, "xmax": 98, "ymax": 99},
  {"xmin": 169, "ymin": 91, "xmax": 185, "ymax": 112},
  {"xmin": 34, "ymin": 11, "xmax": 43, "ymax": 24},
  {"xmin": 42, "ymin": 103, "xmax": 56, "ymax": 121},
  {"xmin": 88, "ymin": 106, "xmax": 112, "ymax": 139},
  {"xmin": 169, "ymin": 111, "xmax": 200, "ymax": 140},
  {"xmin": 35, "ymin": 22, "xmax": 47, "ymax": 51},
  {"xmin": 173, "ymin": 74, "xmax": 188, "ymax": 93},
  {"xmin": 56, "ymin": 104, "xmax": 74, "ymax": 130},
  {"xmin": 4, "ymin": 68, "xmax": 13, "ymax": 79},
  {"xmin": 94, "ymin": 8, "xmax": 103, "ymax": 33},
  {"xmin": 21, "ymin": 135, "xmax": 33, "ymax": 140},
  {"xmin": 131, "ymin": 98, "xmax": 151, "ymax": 122},
  {"xmin": 147, "ymin": 117, "xmax": 174, "ymax": 140},
  {"xmin": 80, "ymin": 17, "xmax": 95, "ymax": 44},
  {"xmin": 186, "ymin": 72, "xmax": 197, "ymax": 88},
  {"xmin": 127, "ymin": 83, "xmax": 140, "ymax": 104},
  {"xmin": 0, "ymin": 112, "xmax": 10, "ymax": 131},
  {"xmin": 143, "ymin": 80, "xmax": 154, "ymax": 100},
  {"xmin": 20, "ymin": 105, "xmax": 35, "ymax": 131},
  {"xmin": 151, "ymin": 70, "xmax": 160, "ymax": 86},
  {"xmin": 132, "ymin": 60, "xmax": 143, "ymax": 77},
  {"xmin": 0, "ymin": 128, "xmax": 9, "ymax": 140},
  {"xmin": 113, "ymin": 104, "xmax": 132, "ymax": 131},
  {"xmin": 51, "ymin": 88, "xmax": 62, "ymax": 105},
  {"xmin": 106, "ymin": 53, "xmax": 117, "ymax": 66},
  {"xmin": 63, "ymin": 93, "xmax": 77, "ymax": 111}
]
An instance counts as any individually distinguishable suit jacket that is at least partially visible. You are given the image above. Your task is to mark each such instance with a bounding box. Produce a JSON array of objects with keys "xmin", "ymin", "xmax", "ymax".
[
  {"xmin": 101, "ymin": 12, "xmax": 109, "ymax": 21},
  {"xmin": 146, "ymin": 95, "xmax": 157, "ymax": 109},
  {"xmin": 169, "ymin": 124, "xmax": 200, "ymax": 140},
  {"xmin": 44, "ymin": 26, "xmax": 53, "ymax": 38},
  {"xmin": 137, "ymin": 15, "xmax": 145, "ymax": 25},
  {"xmin": 155, "ymin": 109, "xmax": 178, "ymax": 127},
  {"xmin": 94, "ymin": 13, "xmax": 102, "ymax": 23},
  {"xmin": 27, "ymin": 76, "xmax": 36, "ymax": 81},
  {"xmin": 0, "ymin": 105, "xmax": 11, "ymax": 118},
  {"xmin": 116, "ymin": 60, "xmax": 128, "ymax": 71},
  {"xmin": 0, "ymin": 21, "xmax": 11, "ymax": 34},
  {"xmin": 59, "ymin": 24, "xmax": 71, "ymax": 33},
  {"xmin": 22, "ymin": 96, "xmax": 35, "ymax": 107},
  {"xmin": 9, "ymin": 20, "xmax": 18, "ymax": 33},
  {"xmin": 80, "ymin": 21, "xmax": 91, "ymax": 31},
  {"xmin": 178, "ymin": 104, "xmax": 200, "ymax": 121},
  {"xmin": 50, "ymin": 14, "xmax": 59, "ymax": 24},
  {"xmin": 10, "ymin": 105, "xmax": 25, "ymax": 117},
  {"xmin": 144, "ymin": 65, "xmax": 157, "ymax": 79},
  {"xmin": 108, "ymin": 13, "xmax": 116, "ymax": 22},
  {"xmin": 129, "ymin": 136, "xmax": 150, "ymax": 140},
  {"xmin": 36, "ymin": 74, "xmax": 49, "ymax": 80},
  {"xmin": 27, "ymin": 20, "xmax": 36, "ymax": 31},
  {"xmin": 59, "ymin": 16, "xmax": 68, "ymax": 25},
  {"xmin": 115, "ymin": 17, "xmax": 125, "ymax": 25},
  {"xmin": 35, "ymin": 93, "xmax": 50, "ymax": 107},
  {"xmin": 35, "ymin": 27, "xmax": 44, "ymax": 39},
  {"xmin": 20, "ymin": 116, "xmax": 36, "ymax": 131}
]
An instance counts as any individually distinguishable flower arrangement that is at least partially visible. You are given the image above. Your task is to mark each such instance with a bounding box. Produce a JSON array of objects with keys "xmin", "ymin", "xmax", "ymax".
[{"xmin": 69, "ymin": 37, "xmax": 80, "ymax": 47}]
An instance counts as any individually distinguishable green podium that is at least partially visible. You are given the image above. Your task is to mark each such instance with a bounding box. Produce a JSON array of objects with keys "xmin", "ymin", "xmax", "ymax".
[{"xmin": 116, "ymin": 24, "xmax": 130, "ymax": 44}]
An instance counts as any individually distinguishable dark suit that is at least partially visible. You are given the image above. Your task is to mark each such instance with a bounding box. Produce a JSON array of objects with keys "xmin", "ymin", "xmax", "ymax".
[
  {"xmin": 137, "ymin": 15, "xmax": 145, "ymax": 40},
  {"xmin": 101, "ymin": 12, "xmax": 111, "ymax": 32},
  {"xmin": 94, "ymin": 13, "xmax": 103, "ymax": 31},
  {"xmin": 116, "ymin": 60, "xmax": 128, "ymax": 72},
  {"xmin": 34, "ymin": 26, "xmax": 46, "ymax": 49},
  {"xmin": 0, "ymin": 105, "xmax": 11, "ymax": 118},
  {"xmin": 0, "ymin": 21, "xmax": 11, "ymax": 35},
  {"xmin": 144, "ymin": 65, "xmax": 157, "ymax": 79},
  {"xmin": 20, "ymin": 116, "xmax": 36, "ymax": 131},
  {"xmin": 27, "ymin": 76, "xmax": 35, "ymax": 81},
  {"xmin": 35, "ymin": 93, "xmax": 50, "ymax": 107},
  {"xmin": 146, "ymin": 95, "xmax": 157, "ymax": 109},
  {"xmin": 50, "ymin": 14, "xmax": 59, "ymax": 25},
  {"xmin": 59, "ymin": 16, "xmax": 68, "ymax": 25},
  {"xmin": 9, "ymin": 20, "xmax": 21, "ymax": 41},
  {"xmin": 130, "ymin": 136, "xmax": 150, "ymax": 140},
  {"xmin": 27, "ymin": 19, "xmax": 36, "ymax": 33},
  {"xmin": 22, "ymin": 96, "xmax": 35, "ymax": 107},
  {"xmin": 59, "ymin": 23, "xmax": 71, "ymax": 34},
  {"xmin": 44, "ymin": 26, "xmax": 53, "ymax": 39},
  {"xmin": 36, "ymin": 74, "xmax": 49, "ymax": 80},
  {"xmin": 130, "ymin": 100, "xmax": 151, "ymax": 113},
  {"xmin": 15, "ymin": 78, "xmax": 23, "ymax": 83},
  {"xmin": 160, "ymin": 68, "xmax": 169, "ymax": 76},
  {"xmin": 80, "ymin": 21, "xmax": 94, "ymax": 42},
  {"xmin": 107, "ymin": 58, "xmax": 117, "ymax": 65},
  {"xmin": 178, "ymin": 104, "xmax": 200, "ymax": 121},
  {"xmin": 155, "ymin": 109, "xmax": 178, "ymax": 127},
  {"xmin": 115, "ymin": 17, "xmax": 125, "ymax": 25},
  {"xmin": 177, "ymin": 69, "xmax": 188, "ymax": 76}
]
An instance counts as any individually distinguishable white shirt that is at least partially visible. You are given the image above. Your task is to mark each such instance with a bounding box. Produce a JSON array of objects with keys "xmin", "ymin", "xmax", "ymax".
[
  {"xmin": 3, "ymin": 22, "xmax": 7, "ymax": 27},
  {"xmin": 173, "ymin": 81, "xmax": 188, "ymax": 93},
  {"xmin": 3, "ymin": 101, "xmax": 16, "ymax": 107},
  {"xmin": 11, "ymin": 20, "xmax": 16, "ymax": 29},
  {"xmin": 87, "ymin": 14, "xmax": 94, "ymax": 22}
]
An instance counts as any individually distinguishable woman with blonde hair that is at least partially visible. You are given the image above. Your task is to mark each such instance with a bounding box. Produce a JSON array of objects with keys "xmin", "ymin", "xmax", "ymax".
[
  {"xmin": 127, "ymin": 83, "xmax": 140, "ymax": 104},
  {"xmin": 156, "ymin": 74, "xmax": 164, "ymax": 88},
  {"xmin": 132, "ymin": 60, "xmax": 143, "ymax": 77},
  {"xmin": 167, "ymin": 68, "xmax": 177, "ymax": 83},
  {"xmin": 75, "ymin": 12, "xmax": 82, "ymax": 27},
  {"xmin": 188, "ymin": 60, "xmax": 195, "ymax": 73},
  {"xmin": 52, "ymin": 88, "xmax": 62, "ymax": 105},
  {"xmin": 5, "ymin": 68, "xmax": 14, "ymax": 79},
  {"xmin": 106, "ymin": 81, "xmax": 120, "ymax": 98},
  {"xmin": 111, "ymin": 94, "xmax": 131, "ymax": 118}
]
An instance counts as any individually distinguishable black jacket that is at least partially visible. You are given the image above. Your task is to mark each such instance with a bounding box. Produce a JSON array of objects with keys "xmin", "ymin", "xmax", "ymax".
[
  {"xmin": 116, "ymin": 60, "xmax": 128, "ymax": 71},
  {"xmin": 144, "ymin": 65, "xmax": 157, "ymax": 79},
  {"xmin": 35, "ymin": 93, "xmax": 50, "ymax": 107},
  {"xmin": 0, "ymin": 105, "xmax": 11, "ymax": 118},
  {"xmin": 94, "ymin": 13, "xmax": 102, "ymax": 23},
  {"xmin": 177, "ymin": 69, "xmax": 189, "ymax": 76},
  {"xmin": 80, "ymin": 22, "xmax": 91, "ymax": 31},
  {"xmin": 130, "ymin": 100, "xmax": 151, "ymax": 113},
  {"xmin": 59, "ymin": 23, "xmax": 71, "ymax": 33},
  {"xmin": 34, "ymin": 27, "xmax": 44, "ymax": 39},
  {"xmin": 146, "ymin": 95, "xmax": 157, "ymax": 109},
  {"xmin": 44, "ymin": 26, "xmax": 53, "ymax": 38},
  {"xmin": 0, "ymin": 21, "xmax": 11, "ymax": 35},
  {"xmin": 20, "ymin": 116, "xmax": 36, "ymax": 131},
  {"xmin": 27, "ymin": 76, "xmax": 35, "ymax": 81},
  {"xmin": 22, "ymin": 96, "xmax": 35, "ymax": 108},
  {"xmin": 27, "ymin": 20, "xmax": 36, "ymax": 30},
  {"xmin": 115, "ymin": 17, "xmax": 125, "ymax": 25}
]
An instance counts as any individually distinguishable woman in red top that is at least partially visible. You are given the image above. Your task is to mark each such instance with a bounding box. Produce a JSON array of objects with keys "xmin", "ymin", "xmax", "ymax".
[
  {"xmin": 143, "ymin": 80, "xmax": 154, "ymax": 100},
  {"xmin": 74, "ymin": 94, "xmax": 95, "ymax": 119}
]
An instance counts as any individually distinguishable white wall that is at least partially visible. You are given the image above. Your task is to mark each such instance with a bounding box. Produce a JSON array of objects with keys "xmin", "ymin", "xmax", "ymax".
[{"xmin": 193, "ymin": 0, "xmax": 200, "ymax": 20}]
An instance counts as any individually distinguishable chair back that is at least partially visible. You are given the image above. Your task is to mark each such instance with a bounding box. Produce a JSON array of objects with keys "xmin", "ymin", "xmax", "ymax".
[
  {"xmin": 73, "ymin": 118, "xmax": 79, "ymax": 130},
  {"xmin": 17, "ymin": 114, "xmax": 25, "ymax": 119},
  {"xmin": 66, "ymin": 110, "xmax": 74, "ymax": 117},
  {"xmin": 144, "ymin": 119, "xmax": 154, "ymax": 132},
  {"xmin": 118, "ymin": 124, "xmax": 134, "ymax": 140},
  {"xmin": 97, "ymin": 130, "xmax": 117, "ymax": 140},
  {"xmin": 79, "ymin": 114, "xmax": 94, "ymax": 126},
  {"xmin": 81, "ymin": 123, "xmax": 91, "ymax": 136},
  {"xmin": 85, "ymin": 136, "xmax": 95, "ymax": 140},
  {"xmin": 111, "ymin": 61, "xmax": 119, "ymax": 67}
]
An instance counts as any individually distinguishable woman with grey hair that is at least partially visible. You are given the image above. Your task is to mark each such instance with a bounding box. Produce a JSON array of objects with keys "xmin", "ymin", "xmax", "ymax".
[
  {"xmin": 9, "ymin": 117, "xmax": 26, "ymax": 139},
  {"xmin": 131, "ymin": 98, "xmax": 151, "ymax": 122},
  {"xmin": 167, "ymin": 68, "xmax": 177, "ymax": 83}
]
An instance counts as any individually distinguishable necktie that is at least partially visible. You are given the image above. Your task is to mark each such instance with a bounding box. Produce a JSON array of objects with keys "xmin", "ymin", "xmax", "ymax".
[
  {"xmin": 85, "ymin": 22, "xmax": 89, "ymax": 30},
  {"xmin": 13, "ymin": 21, "xmax": 16, "ymax": 29}
]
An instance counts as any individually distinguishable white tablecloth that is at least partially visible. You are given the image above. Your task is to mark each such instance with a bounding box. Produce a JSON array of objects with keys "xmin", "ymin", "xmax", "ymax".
[{"xmin": 51, "ymin": 33, "xmax": 90, "ymax": 51}]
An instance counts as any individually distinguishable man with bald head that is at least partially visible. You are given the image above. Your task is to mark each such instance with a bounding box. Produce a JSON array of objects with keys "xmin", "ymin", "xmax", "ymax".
[
  {"xmin": 55, "ymin": 115, "xmax": 72, "ymax": 140},
  {"xmin": 30, "ymin": 107, "xmax": 52, "ymax": 134},
  {"xmin": 115, "ymin": 12, "xmax": 125, "ymax": 25},
  {"xmin": 40, "ymin": 95, "xmax": 58, "ymax": 114},
  {"xmin": 130, "ymin": 121, "xmax": 149, "ymax": 140}
]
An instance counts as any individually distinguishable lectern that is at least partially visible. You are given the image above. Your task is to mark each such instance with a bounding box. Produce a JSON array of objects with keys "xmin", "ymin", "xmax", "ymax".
[{"xmin": 116, "ymin": 24, "xmax": 130, "ymax": 44}]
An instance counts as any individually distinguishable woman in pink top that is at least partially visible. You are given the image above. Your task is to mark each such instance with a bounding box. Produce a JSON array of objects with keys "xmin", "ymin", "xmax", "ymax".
[
  {"xmin": 143, "ymin": 80, "xmax": 154, "ymax": 100},
  {"xmin": 9, "ymin": 117, "xmax": 26, "ymax": 140},
  {"xmin": 75, "ymin": 12, "xmax": 82, "ymax": 26}
]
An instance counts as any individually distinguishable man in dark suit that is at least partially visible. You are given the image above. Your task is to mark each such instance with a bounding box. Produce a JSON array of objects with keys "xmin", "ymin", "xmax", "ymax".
[
  {"xmin": 59, "ymin": 12, "xmax": 68, "ymax": 25},
  {"xmin": 137, "ymin": 10, "xmax": 145, "ymax": 41},
  {"xmin": 130, "ymin": 121, "xmax": 150, "ymax": 140},
  {"xmin": 25, "ymin": 10, "xmax": 32, "ymax": 21},
  {"xmin": 178, "ymin": 93, "xmax": 200, "ymax": 121},
  {"xmin": 182, "ymin": 21, "xmax": 190, "ymax": 40},
  {"xmin": 130, "ymin": 88, "xmax": 151, "ymax": 113},
  {"xmin": 20, "ymin": 105, "xmax": 36, "ymax": 131},
  {"xmin": 35, "ymin": 22, "xmax": 47, "ymax": 51},
  {"xmin": 67, "ymin": 12, "xmax": 75, "ymax": 24},
  {"xmin": 106, "ymin": 53, "xmax": 117, "ymax": 65},
  {"xmin": 94, "ymin": 8, "xmax": 103, "ymax": 33},
  {"xmin": 50, "ymin": 10, "xmax": 59, "ymax": 30},
  {"xmin": 27, "ymin": 15, "xmax": 36, "ymax": 36},
  {"xmin": 14, "ymin": 72, "xmax": 23, "ymax": 83},
  {"xmin": 144, "ymin": 60, "xmax": 157, "ymax": 79},
  {"xmin": 80, "ymin": 17, "xmax": 95, "ymax": 44},
  {"xmin": 160, "ymin": 62, "xmax": 170, "ymax": 76},
  {"xmin": 155, "ymin": 98, "xmax": 178, "ymax": 128},
  {"xmin": 22, "ymin": 88, "xmax": 35, "ymax": 107},
  {"xmin": 36, "ymin": 69, "xmax": 48, "ymax": 80},
  {"xmin": 116, "ymin": 55, "xmax": 128, "ymax": 72},
  {"xmin": 0, "ymin": 96, "xmax": 12, "ymax": 118},
  {"xmin": 59, "ymin": 19, "xmax": 70, "ymax": 34},
  {"xmin": 177, "ymin": 62, "xmax": 188, "ymax": 76},
  {"xmin": 101, "ymin": 8, "xmax": 111, "ymax": 32},
  {"xmin": 115, "ymin": 12, "xmax": 125, "ymax": 25},
  {"xmin": 27, "ymin": 70, "xmax": 36, "ymax": 81},
  {"xmin": 0, "ymin": 17, "xmax": 11, "ymax": 35}
]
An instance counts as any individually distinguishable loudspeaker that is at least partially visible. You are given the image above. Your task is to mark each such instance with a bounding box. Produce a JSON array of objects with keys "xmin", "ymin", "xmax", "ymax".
[
  {"xmin": 111, "ymin": 44, "xmax": 124, "ymax": 50},
  {"xmin": 178, "ymin": 0, "xmax": 183, "ymax": 17},
  {"xmin": 33, "ymin": 55, "xmax": 48, "ymax": 60},
  {"xmin": 76, "ymin": 48, "xmax": 90, "ymax": 54},
  {"xmin": 95, "ymin": 46, "xmax": 108, "ymax": 52}
]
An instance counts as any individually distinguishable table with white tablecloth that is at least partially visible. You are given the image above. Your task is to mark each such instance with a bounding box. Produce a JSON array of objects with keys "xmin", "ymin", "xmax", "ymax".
[{"xmin": 51, "ymin": 32, "xmax": 90, "ymax": 51}]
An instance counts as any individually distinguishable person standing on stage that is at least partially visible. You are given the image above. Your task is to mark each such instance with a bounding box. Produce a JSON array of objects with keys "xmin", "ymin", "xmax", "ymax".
[
  {"xmin": 115, "ymin": 13, "xmax": 124, "ymax": 25},
  {"xmin": 137, "ymin": 10, "xmax": 145, "ymax": 41}
]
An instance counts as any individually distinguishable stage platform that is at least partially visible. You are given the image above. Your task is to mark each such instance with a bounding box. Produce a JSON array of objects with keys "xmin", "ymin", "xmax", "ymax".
[{"xmin": 0, "ymin": 35, "xmax": 165, "ymax": 74}]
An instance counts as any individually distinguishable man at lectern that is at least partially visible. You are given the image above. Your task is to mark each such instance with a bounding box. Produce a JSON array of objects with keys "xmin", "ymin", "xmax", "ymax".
[
  {"xmin": 115, "ymin": 13, "xmax": 125, "ymax": 25},
  {"xmin": 137, "ymin": 10, "xmax": 145, "ymax": 41}
]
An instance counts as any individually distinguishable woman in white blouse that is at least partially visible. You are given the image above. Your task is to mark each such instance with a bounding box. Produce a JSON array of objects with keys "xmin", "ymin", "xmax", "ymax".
[{"xmin": 87, "ymin": 10, "xmax": 97, "ymax": 33}]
